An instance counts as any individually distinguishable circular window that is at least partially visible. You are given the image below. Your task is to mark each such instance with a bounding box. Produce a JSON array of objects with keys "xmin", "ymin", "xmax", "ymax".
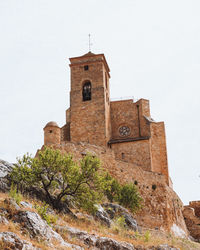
[{"xmin": 119, "ymin": 126, "xmax": 131, "ymax": 137}]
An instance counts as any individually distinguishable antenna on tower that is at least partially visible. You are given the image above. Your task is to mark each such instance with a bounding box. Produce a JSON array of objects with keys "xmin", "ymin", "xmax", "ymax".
[{"xmin": 88, "ymin": 34, "xmax": 93, "ymax": 52}]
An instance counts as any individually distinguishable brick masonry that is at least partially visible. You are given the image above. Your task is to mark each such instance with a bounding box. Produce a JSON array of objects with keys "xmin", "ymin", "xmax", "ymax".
[
  {"xmin": 40, "ymin": 51, "xmax": 189, "ymax": 234},
  {"xmin": 43, "ymin": 51, "xmax": 170, "ymax": 186}
]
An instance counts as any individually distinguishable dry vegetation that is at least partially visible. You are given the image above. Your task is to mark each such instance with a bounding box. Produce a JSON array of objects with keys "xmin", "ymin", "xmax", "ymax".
[{"xmin": 0, "ymin": 192, "xmax": 199, "ymax": 250}]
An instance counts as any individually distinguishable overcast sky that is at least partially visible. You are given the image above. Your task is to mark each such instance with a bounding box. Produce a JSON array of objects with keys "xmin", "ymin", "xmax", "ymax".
[{"xmin": 0, "ymin": 0, "xmax": 200, "ymax": 205}]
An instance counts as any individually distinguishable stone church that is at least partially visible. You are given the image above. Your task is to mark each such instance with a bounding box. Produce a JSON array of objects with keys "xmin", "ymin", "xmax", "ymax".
[{"xmin": 43, "ymin": 51, "xmax": 170, "ymax": 187}]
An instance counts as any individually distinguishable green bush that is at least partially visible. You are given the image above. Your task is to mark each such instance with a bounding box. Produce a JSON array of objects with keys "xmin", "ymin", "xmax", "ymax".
[
  {"xmin": 103, "ymin": 175, "xmax": 121, "ymax": 203},
  {"xmin": 35, "ymin": 203, "xmax": 57, "ymax": 225},
  {"xmin": 9, "ymin": 183, "xmax": 22, "ymax": 205},
  {"xmin": 104, "ymin": 176, "xmax": 142, "ymax": 213},
  {"xmin": 10, "ymin": 147, "xmax": 143, "ymax": 214},
  {"xmin": 118, "ymin": 183, "xmax": 143, "ymax": 213},
  {"xmin": 115, "ymin": 216, "xmax": 126, "ymax": 229},
  {"xmin": 144, "ymin": 230, "xmax": 151, "ymax": 242},
  {"xmin": 10, "ymin": 147, "xmax": 115, "ymax": 213}
]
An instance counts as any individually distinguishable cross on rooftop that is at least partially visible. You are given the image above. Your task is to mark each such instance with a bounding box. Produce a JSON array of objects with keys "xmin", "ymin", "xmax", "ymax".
[{"xmin": 88, "ymin": 34, "xmax": 92, "ymax": 52}]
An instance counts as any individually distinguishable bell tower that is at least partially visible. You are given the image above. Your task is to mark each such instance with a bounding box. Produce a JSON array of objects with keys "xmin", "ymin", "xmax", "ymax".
[{"xmin": 69, "ymin": 52, "xmax": 111, "ymax": 147}]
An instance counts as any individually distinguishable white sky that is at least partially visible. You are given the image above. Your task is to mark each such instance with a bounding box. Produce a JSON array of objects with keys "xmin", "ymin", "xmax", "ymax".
[{"xmin": 0, "ymin": 0, "xmax": 200, "ymax": 205}]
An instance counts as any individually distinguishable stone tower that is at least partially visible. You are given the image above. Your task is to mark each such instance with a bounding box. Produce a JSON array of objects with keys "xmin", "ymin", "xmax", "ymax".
[
  {"xmin": 69, "ymin": 52, "xmax": 111, "ymax": 147},
  {"xmin": 43, "ymin": 121, "xmax": 61, "ymax": 145},
  {"xmin": 43, "ymin": 51, "xmax": 170, "ymax": 186}
]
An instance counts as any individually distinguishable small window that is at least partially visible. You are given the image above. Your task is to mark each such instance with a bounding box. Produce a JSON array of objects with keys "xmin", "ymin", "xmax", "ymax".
[
  {"xmin": 49, "ymin": 130, "xmax": 53, "ymax": 133},
  {"xmin": 84, "ymin": 65, "xmax": 89, "ymax": 71},
  {"xmin": 82, "ymin": 81, "xmax": 92, "ymax": 101},
  {"xmin": 121, "ymin": 153, "xmax": 125, "ymax": 159}
]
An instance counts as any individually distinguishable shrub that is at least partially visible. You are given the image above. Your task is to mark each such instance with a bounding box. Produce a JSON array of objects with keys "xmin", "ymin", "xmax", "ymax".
[
  {"xmin": 118, "ymin": 183, "xmax": 143, "ymax": 213},
  {"xmin": 10, "ymin": 147, "xmax": 143, "ymax": 215},
  {"xmin": 9, "ymin": 183, "xmax": 22, "ymax": 205},
  {"xmin": 103, "ymin": 175, "xmax": 121, "ymax": 203},
  {"xmin": 115, "ymin": 216, "xmax": 126, "ymax": 229},
  {"xmin": 104, "ymin": 177, "xmax": 142, "ymax": 213},
  {"xmin": 10, "ymin": 147, "xmax": 114, "ymax": 214},
  {"xmin": 35, "ymin": 203, "xmax": 57, "ymax": 225},
  {"xmin": 144, "ymin": 230, "xmax": 151, "ymax": 242}
]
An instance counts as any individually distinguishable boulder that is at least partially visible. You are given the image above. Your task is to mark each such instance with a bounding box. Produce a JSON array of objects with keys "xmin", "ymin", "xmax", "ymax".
[
  {"xmin": 0, "ymin": 231, "xmax": 37, "ymax": 250},
  {"xmin": 20, "ymin": 201, "xmax": 33, "ymax": 209},
  {"xmin": 95, "ymin": 237, "xmax": 134, "ymax": 250},
  {"xmin": 134, "ymin": 245, "xmax": 179, "ymax": 250},
  {"xmin": 56, "ymin": 225, "xmax": 98, "ymax": 246},
  {"xmin": 95, "ymin": 204, "xmax": 112, "ymax": 227},
  {"xmin": 0, "ymin": 159, "xmax": 13, "ymax": 192},
  {"xmin": 55, "ymin": 225, "xmax": 134, "ymax": 249},
  {"xmin": 14, "ymin": 211, "xmax": 82, "ymax": 249},
  {"xmin": 183, "ymin": 205, "xmax": 200, "ymax": 241},
  {"xmin": 103, "ymin": 203, "xmax": 138, "ymax": 231}
]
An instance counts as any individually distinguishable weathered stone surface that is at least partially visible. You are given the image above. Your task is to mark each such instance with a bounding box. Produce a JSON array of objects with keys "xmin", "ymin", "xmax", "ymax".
[
  {"xmin": 183, "ymin": 203, "xmax": 200, "ymax": 241},
  {"xmin": 0, "ymin": 232, "xmax": 37, "ymax": 250},
  {"xmin": 134, "ymin": 245, "xmax": 179, "ymax": 250},
  {"xmin": 95, "ymin": 237, "xmax": 134, "ymax": 250},
  {"xmin": 96, "ymin": 237, "xmax": 134, "ymax": 250},
  {"xmin": 156, "ymin": 245, "xmax": 179, "ymax": 250},
  {"xmin": 55, "ymin": 225, "xmax": 134, "ymax": 249},
  {"xmin": 14, "ymin": 211, "xmax": 82, "ymax": 249},
  {"xmin": 56, "ymin": 225, "xmax": 180, "ymax": 250},
  {"xmin": 0, "ymin": 159, "xmax": 13, "ymax": 192},
  {"xmin": 103, "ymin": 203, "xmax": 138, "ymax": 231},
  {"xmin": 0, "ymin": 215, "xmax": 9, "ymax": 224},
  {"xmin": 0, "ymin": 160, "xmax": 13, "ymax": 178},
  {"xmin": 95, "ymin": 204, "xmax": 112, "ymax": 227},
  {"xmin": 20, "ymin": 201, "xmax": 33, "ymax": 209},
  {"xmin": 4, "ymin": 197, "xmax": 21, "ymax": 210}
]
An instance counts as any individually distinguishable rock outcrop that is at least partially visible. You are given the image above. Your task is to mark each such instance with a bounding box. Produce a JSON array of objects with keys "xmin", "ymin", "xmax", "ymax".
[
  {"xmin": 14, "ymin": 210, "xmax": 82, "ymax": 249},
  {"xmin": 0, "ymin": 159, "xmax": 13, "ymax": 192},
  {"xmin": 1, "ymin": 198, "xmax": 82, "ymax": 249},
  {"xmin": 55, "ymin": 225, "xmax": 180, "ymax": 250},
  {"xmin": 183, "ymin": 201, "xmax": 200, "ymax": 242},
  {"xmin": 0, "ymin": 232, "xmax": 37, "ymax": 250},
  {"xmin": 103, "ymin": 203, "xmax": 138, "ymax": 231},
  {"xmin": 55, "ymin": 224, "xmax": 134, "ymax": 249}
]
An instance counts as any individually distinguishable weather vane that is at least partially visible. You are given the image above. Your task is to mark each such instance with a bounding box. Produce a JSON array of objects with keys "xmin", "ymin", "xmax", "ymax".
[{"xmin": 88, "ymin": 34, "xmax": 92, "ymax": 52}]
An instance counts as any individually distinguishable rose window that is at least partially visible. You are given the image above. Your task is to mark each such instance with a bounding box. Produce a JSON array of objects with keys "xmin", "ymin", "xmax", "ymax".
[{"xmin": 119, "ymin": 126, "xmax": 130, "ymax": 137}]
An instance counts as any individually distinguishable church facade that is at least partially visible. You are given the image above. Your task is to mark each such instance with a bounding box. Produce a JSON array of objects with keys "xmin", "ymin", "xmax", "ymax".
[{"xmin": 43, "ymin": 52, "xmax": 170, "ymax": 186}]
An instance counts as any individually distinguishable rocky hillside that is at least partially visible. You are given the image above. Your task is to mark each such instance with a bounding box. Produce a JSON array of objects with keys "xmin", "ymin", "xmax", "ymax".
[{"xmin": 0, "ymin": 159, "xmax": 199, "ymax": 250}]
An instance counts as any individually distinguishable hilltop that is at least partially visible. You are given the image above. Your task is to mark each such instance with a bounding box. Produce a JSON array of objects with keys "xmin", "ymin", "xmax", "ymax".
[{"xmin": 0, "ymin": 159, "xmax": 199, "ymax": 250}]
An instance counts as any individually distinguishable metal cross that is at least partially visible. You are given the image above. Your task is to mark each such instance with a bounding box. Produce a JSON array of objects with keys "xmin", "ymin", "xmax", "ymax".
[{"xmin": 88, "ymin": 34, "xmax": 92, "ymax": 52}]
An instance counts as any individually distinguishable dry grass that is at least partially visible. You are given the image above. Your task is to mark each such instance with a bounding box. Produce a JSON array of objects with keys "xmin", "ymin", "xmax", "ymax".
[
  {"xmin": 58, "ymin": 212, "xmax": 200, "ymax": 250},
  {"xmin": 0, "ymin": 192, "xmax": 200, "ymax": 250}
]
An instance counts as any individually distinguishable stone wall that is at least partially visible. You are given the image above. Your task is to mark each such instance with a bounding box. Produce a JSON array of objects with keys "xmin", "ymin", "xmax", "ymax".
[
  {"xmin": 150, "ymin": 122, "xmax": 169, "ymax": 185},
  {"xmin": 111, "ymin": 140, "xmax": 151, "ymax": 171},
  {"xmin": 110, "ymin": 99, "xmax": 150, "ymax": 140},
  {"xmin": 110, "ymin": 100, "xmax": 140, "ymax": 139}
]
